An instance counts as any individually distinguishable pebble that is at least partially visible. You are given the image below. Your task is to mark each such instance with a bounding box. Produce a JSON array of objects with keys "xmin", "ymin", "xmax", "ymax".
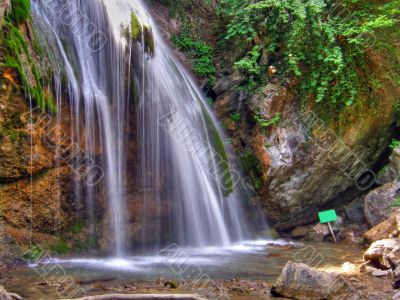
[{"xmin": 372, "ymin": 270, "xmax": 391, "ymax": 277}]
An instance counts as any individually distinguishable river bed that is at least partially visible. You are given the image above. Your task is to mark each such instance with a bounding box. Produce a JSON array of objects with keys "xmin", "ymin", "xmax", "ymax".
[{"xmin": 1, "ymin": 240, "xmax": 364, "ymax": 299}]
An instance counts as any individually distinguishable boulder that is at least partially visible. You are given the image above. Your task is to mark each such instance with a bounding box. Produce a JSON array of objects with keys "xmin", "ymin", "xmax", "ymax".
[
  {"xmin": 364, "ymin": 238, "xmax": 400, "ymax": 270},
  {"xmin": 394, "ymin": 291, "xmax": 400, "ymax": 299},
  {"xmin": 271, "ymin": 261, "xmax": 361, "ymax": 300},
  {"xmin": 377, "ymin": 146, "xmax": 400, "ymax": 184},
  {"xmin": 363, "ymin": 215, "xmax": 398, "ymax": 243},
  {"xmin": 291, "ymin": 223, "xmax": 331, "ymax": 241},
  {"xmin": 364, "ymin": 182, "xmax": 400, "ymax": 227},
  {"xmin": 394, "ymin": 267, "xmax": 400, "ymax": 289},
  {"xmin": 291, "ymin": 226, "xmax": 310, "ymax": 239},
  {"xmin": 344, "ymin": 196, "xmax": 365, "ymax": 223},
  {"xmin": 307, "ymin": 223, "xmax": 330, "ymax": 242},
  {"xmin": 0, "ymin": 285, "xmax": 23, "ymax": 300}
]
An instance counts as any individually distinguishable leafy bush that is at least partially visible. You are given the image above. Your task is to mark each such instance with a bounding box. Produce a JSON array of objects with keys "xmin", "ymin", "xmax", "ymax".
[
  {"xmin": 230, "ymin": 112, "xmax": 241, "ymax": 123},
  {"xmin": 172, "ymin": 34, "xmax": 216, "ymax": 88},
  {"xmin": 11, "ymin": 0, "xmax": 30, "ymax": 23},
  {"xmin": 234, "ymin": 45, "xmax": 262, "ymax": 90},
  {"xmin": 219, "ymin": 0, "xmax": 400, "ymax": 111},
  {"xmin": 389, "ymin": 139, "xmax": 400, "ymax": 149}
]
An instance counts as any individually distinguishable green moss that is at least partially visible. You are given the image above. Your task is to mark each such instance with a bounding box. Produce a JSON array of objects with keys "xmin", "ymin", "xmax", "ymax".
[
  {"xmin": 239, "ymin": 149, "xmax": 263, "ymax": 190},
  {"xmin": 49, "ymin": 239, "xmax": 70, "ymax": 254},
  {"xmin": 70, "ymin": 221, "xmax": 84, "ymax": 234},
  {"xmin": 10, "ymin": 0, "xmax": 31, "ymax": 23},
  {"xmin": 22, "ymin": 245, "xmax": 42, "ymax": 262},
  {"xmin": 71, "ymin": 235, "xmax": 98, "ymax": 253},
  {"xmin": 254, "ymin": 113, "xmax": 281, "ymax": 128},
  {"xmin": 164, "ymin": 280, "xmax": 179, "ymax": 289},
  {"xmin": 143, "ymin": 25, "xmax": 155, "ymax": 56},
  {"xmin": 3, "ymin": 112, "xmax": 24, "ymax": 130},
  {"xmin": 130, "ymin": 12, "xmax": 142, "ymax": 42},
  {"xmin": 1, "ymin": 19, "xmax": 57, "ymax": 114},
  {"xmin": 200, "ymin": 103, "xmax": 233, "ymax": 195}
]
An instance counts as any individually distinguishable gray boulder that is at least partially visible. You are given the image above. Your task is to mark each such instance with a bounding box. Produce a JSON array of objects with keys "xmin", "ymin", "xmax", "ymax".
[
  {"xmin": 271, "ymin": 261, "xmax": 361, "ymax": 300},
  {"xmin": 344, "ymin": 196, "xmax": 366, "ymax": 223},
  {"xmin": 364, "ymin": 182, "xmax": 400, "ymax": 227}
]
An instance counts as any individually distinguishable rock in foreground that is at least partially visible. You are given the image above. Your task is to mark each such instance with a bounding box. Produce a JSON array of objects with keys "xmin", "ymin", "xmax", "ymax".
[
  {"xmin": 364, "ymin": 238, "xmax": 400, "ymax": 270},
  {"xmin": 271, "ymin": 261, "xmax": 361, "ymax": 299},
  {"xmin": 0, "ymin": 285, "xmax": 23, "ymax": 300}
]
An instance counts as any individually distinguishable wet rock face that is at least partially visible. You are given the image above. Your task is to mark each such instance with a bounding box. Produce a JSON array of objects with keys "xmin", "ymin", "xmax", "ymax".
[
  {"xmin": 0, "ymin": 68, "xmax": 77, "ymax": 254},
  {"xmin": 0, "ymin": 166, "xmax": 74, "ymax": 233},
  {"xmin": 214, "ymin": 55, "xmax": 398, "ymax": 229},
  {"xmin": 364, "ymin": 182, "xmax": 400, "ymax": 227},
  {"xmin": 271, "ymin": 261, "xmax": 360, "ymax": 300}
]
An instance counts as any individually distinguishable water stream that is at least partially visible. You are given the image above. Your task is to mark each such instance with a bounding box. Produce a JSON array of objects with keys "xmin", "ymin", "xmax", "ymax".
[{"xmin": 31, "ymin": 0, "xmax": 252, "ymax": 255}]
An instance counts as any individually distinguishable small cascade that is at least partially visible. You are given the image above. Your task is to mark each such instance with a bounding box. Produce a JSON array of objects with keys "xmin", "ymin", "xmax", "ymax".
[{"xmin": 31, "ymin": 0, "xmax": 252, "ymax": 255}]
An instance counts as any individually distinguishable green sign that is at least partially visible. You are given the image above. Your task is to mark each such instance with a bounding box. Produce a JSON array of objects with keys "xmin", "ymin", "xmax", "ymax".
[{"xmin": 318, "ymin": 210, "xmax": 337, "ymax": 224}]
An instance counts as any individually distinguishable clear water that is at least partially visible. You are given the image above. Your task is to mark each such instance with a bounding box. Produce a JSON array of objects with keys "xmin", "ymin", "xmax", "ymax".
[{"xmin": 2, "ymin": 241, "xmax": 363, "ymax": 300}]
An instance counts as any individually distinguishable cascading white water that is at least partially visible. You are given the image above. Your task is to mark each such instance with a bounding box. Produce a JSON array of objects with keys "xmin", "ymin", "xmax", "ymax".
[
  {"xmin": 32, "ymin": 0, "xmax": 251, "ymax": 254},
  {"xmin": 32, "ymin": 0, "xmax": 127, "ymax": 255}
]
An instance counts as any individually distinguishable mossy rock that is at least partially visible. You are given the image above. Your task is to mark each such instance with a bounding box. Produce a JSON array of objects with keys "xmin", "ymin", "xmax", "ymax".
[
  {"xmin": 130, "ymin": 12, "xmax": 142, "ymax": 42},
  {"xmin": 143, "ymin": 25, "xmax": 155, "ymax": 56},
  {"xmin": 11, "ymin": 0, "xmax": 30, "ymax": 23}
]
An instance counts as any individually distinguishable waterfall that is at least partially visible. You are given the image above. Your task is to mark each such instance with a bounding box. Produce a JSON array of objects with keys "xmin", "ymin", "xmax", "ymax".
[{"xmin": 31, "ymin": 0, "xmax": 251, "ymax": 255}]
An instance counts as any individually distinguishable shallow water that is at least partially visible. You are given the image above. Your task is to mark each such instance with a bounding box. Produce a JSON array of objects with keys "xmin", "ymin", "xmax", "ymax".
[{"xmin": 2, "ymin": 240, "xmax": 363, "ymax": 299}]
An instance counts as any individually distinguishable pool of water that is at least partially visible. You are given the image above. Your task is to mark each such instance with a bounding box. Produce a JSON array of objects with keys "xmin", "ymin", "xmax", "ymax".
[{"xmin": 1, "ymin": 240, "xmax": 364, "ymax": 299}]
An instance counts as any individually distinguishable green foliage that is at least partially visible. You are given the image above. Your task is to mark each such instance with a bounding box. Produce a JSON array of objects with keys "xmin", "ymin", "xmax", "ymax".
[
  {"xmin": 172, "ymin": 34, "xmax": 216, "ymax": 88},
  {"xmin": 254, "ymin": 113, "xmax": 281, "ymax": 128},
  {"xmin": 1, "ymin": 19, "xmax": 56, "ymax": 114},
  {"xmin": 387, "ymin": 197, "xmax": 400, "ymax": 212},
  {"xmin": 49, "ymin": 239, "xmax": 70, "ymax": 254},
  {"xmin": 230, "ymin": 112, "xmax": 241, "ymax": 123},
  {"xmin": 22, "ymin": 245, "xmax": 42, "ymax": 262},
  {"xmin": 234, "ymin": 45, "xmax": 262, "ymax": 90},
  {"xmin": 11, "ymin": 0, "xmax": 31, "ymax": 23},
  {"xmin": 143, "ymin": 25, "xmax": 155, "ymax": 56},
  {"xmin": 0, "ymin": 112, "xmax": 28, "ymax": 142},
  {"xmin": 70, "ymin": 221, "xmax": 84, "ymax": 234},
  {"xmin": 389, "ymin": 139, "xmax": 400, "ymax": 149},
  {"xmin": 219, "ymin": 0, "xmax": 400, "ymax": 113},
  {"xmin": 239, "ymin": 149, "xmax": 263, "ymax": 189}
]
